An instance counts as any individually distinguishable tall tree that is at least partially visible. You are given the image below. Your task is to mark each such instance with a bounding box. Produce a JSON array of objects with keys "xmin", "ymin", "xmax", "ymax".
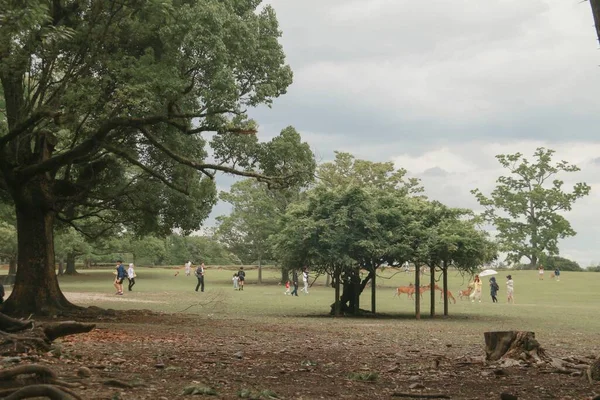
[
  {"xmin": 472, "ymin": 148, "xmax": 590, "ymax": 268},
  {"xmin": 217, "ymin": 126, "xmax": 314, "ymax": 283},
  {"xmin": 54, "ymin": 228, "xmax": 91, "ymax": 275},
  {"xmin": 318, "ymin": 152, "xmax": 422, "ymax": 194},
  {"xmin": 0, "ymin": 1, "xmax": 312, "ymax": 315}
]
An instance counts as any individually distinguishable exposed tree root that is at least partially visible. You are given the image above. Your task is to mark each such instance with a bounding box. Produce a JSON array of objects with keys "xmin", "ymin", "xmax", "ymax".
[
  {"xmin": 0, "ymin": 364, "xmax": 84, "ymax": 399},
  {"xmin": 0, "ymin": 384, "xmax": 80, "ymax": 400},
  {"xmin": 42, "ymin": 321, "xmax": 95, "ymax": 342},
  {"xmin": 0, "ymin": 314, "xmax": 33, "ymax": 333}
]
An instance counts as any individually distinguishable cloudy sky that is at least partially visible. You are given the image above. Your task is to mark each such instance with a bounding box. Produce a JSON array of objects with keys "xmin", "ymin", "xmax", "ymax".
[{"xmin": 212, "ymin": 0, "xmax": 600, "ymax": 266}]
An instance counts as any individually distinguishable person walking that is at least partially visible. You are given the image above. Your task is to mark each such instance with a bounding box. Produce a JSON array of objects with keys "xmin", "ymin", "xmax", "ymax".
[
  {"xmin": 554, "ymin": 267, "xmax": 561, "ymax": 281},
  {"xmin": 469, "ymin": 275, "xmax": 482, "ymax": 303},
  {"xmin": 506, "ymin": 275, "xmax": 514, "ymax": 304},
  {"xmin": 301, "ymin": 267, "xmax": 309, "ymax": 294},
  {"xmin": 489, "ymin": 276, "xmax": 499, "ymax": 303},
  {"xmin": 284, "ymin": 280, "xmax": 291, "ymax": 295},
  {"xmin": 185, "ymin": 261, "xmax": 191, "ymax": 277},
  {"xmin": 114, "ymin": 260, "xmax": 127, "ymax": 295},
  {"xmin": 538, "ymin": 265, "xmax": 544, "ymax": 280},
  {"xmin": 290, "ymin": 270, "xmax": 299, "ymax": 296},
  {"xmin": 237, "ymin": 267, "xmax": 246, "ymax": 290},
  {"xmin": 195, "ymin": 263, "xmax": 205, "ymax": 292},
  {"xmin": 127, "ymin": 263, "xmax": 136, "ymax": 291},
  {"xmin": 232, "ymin": 273, "xmax": 239, "ymax": 290}
]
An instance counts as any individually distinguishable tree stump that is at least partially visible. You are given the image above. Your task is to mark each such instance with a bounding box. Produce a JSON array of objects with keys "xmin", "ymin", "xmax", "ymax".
[{"xmin": 484, "ymin": 331, "xmax": 549, "ymax": 363}]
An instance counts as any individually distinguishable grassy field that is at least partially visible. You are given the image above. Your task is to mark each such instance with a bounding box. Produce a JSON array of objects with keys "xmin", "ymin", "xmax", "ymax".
[
  {"xmin": 36, "ymin": 266, "xmax": 599, "ymax": 348},
  {"xmin": 3, "ymin": 267, "xmax": 599, "ymax": 399}
]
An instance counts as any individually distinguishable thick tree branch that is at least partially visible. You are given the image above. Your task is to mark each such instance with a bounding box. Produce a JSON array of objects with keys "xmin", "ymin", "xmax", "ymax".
[
  {"xmin": 139, "ymin": 127, "xmax": 278, "ymax": 182},
  {"xmin": 0, "ymin": 110, "xmax": 60, "ymax": 149},
  {"xmin": 103, "ymin": 144, "xmax": 190, "ymax": 195}
]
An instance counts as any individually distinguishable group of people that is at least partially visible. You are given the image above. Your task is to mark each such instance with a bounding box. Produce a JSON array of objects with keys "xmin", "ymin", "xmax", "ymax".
[
  {"xmin": 185, "ymin": 261, "xmax": 248, "ymax": 292},
  {"xmin": 467, "ymin": 274, "xmax": 514, "ymax": 304},
  {"xmin": 113, "ymin": 260, "xmax": 136, "ymax": 295},
  {"xmin": 538, "ymin": 265, "xmax": 561, "ymax": 281},
  {"xmin": 284, "ymin": 267, "xmax": 310, "ymax": 296}
]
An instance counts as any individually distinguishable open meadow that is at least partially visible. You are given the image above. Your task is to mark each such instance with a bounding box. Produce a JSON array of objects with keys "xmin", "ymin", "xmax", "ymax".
[{"xmin": 3, "ymin": 266, "xmax": 600, "ymax": 399}]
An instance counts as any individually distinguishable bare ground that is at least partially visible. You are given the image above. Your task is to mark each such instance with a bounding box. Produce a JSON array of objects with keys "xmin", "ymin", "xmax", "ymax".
[{"xmin": 8, "ymin": 312, "xmax": 598, "ymax": 400}]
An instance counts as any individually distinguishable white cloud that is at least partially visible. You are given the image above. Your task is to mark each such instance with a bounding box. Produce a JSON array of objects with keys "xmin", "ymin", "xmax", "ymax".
[
  {"xmin": 209, "ymin": 1, "xmax": 600, "ymax": 266},
  {"xmin": 389, "ymin": 141, "xmax": 599, "ymax": 265}
]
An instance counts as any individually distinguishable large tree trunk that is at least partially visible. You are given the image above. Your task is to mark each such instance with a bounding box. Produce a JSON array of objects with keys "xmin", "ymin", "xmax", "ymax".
[
  {"xmin": 281, "ymin": 268, "xmax": 289, "ymax": 284},
  {"xmin": 2, "ymin": 192, "xmax": 76, "ymax": 316},
  {"xmin": 429, "ymin": 265, "xmax": 435, "ymax": 317},
  {"xmin": 442, "ymin": 261, "xmax": 449, "ymax": 316},
  {"xmin": 529, "ymin": 254, "xmax": 538, "ymax": 270},
  {"xmin": 65, "ymin": 253, "xmax": 77, "ymax": 275},
  {"xmin": 325, "ymin": 273, "xmax": 330, "ymax": 287},
  {"xmin": 414, "ymin": 264, "xmax": 420, "ymax": 320},
  {"xmin": 257, "ymin": 256, "xmax": 262, "ymax": 284},
  {"xmin": 371, "ymin": 270, "xmax": 376, "ymax": 314},
  {"xmin": 334, "ymin": 266, "xmax": 341, "ymax": 316}
]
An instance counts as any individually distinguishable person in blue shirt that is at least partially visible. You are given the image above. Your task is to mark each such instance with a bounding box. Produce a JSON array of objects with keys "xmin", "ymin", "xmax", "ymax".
[{"xmin": 113, "ymin": 260, "xmax": 127, "ymax": 295}]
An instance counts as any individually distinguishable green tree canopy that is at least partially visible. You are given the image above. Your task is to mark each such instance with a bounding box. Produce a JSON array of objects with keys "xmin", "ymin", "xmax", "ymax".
[
  {"xmin": 472, "ymin": 148, "xmax": 590, "ymax": 269},
  {"xmin": 0, "ymin": 0, "xmax": 312, "ymax": 315}
]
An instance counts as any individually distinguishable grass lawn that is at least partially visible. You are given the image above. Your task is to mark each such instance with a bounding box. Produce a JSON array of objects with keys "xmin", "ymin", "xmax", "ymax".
[
  {"xmin": 51, "ymin": 266, "xmax": 600, "ymax": 351},
  {"xmin": 2, "ymin": 266, "xmax": 599, "ymax": 399}
]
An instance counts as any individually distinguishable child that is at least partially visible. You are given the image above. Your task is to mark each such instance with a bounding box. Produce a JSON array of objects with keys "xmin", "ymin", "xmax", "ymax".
[
  {"xmin": 284, "ymin": 280, "xmax": 291, "ymax": 295},
  {"xmin": 469, "ymin": 275, "xmax": 482, "ymax": 303},
  {"xmin": 232, "ymin": 273, "xmax": 239, "ymax": 290}
]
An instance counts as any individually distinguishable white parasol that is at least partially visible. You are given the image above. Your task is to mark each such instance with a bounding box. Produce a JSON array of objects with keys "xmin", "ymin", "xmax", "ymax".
[{"xmin": 478, "ymin": 269, "xmax": 498, "ymax": 278}]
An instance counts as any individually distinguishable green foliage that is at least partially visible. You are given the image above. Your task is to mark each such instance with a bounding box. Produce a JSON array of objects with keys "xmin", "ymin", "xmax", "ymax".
[
  {"xmin": 0, "ymin": 0, "xmax": 311, "ymax": 275},
  {"xmin": 0, "ymin": 220, "xmax": 17, "ymax": 259},
  {"xmin": 54, "ymin": 228, "xmax": 91, "ymax": 261},
  {"xmin": 540, "ymin": 255, "xmax": 582, "ymax": 272},
  {"xmin": 472, "ymin": 148, "xmax": 590, "ymax": 267},
  {"xmin": 318, "ymin": 152, "xmax": 422, "ymax": 193}
]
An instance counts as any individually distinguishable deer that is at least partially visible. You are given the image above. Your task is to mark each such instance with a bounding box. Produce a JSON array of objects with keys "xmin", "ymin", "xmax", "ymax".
[
  {"xmin": 394, "ymin": 284, "xmax": 430, "ymax": 299},
  {"xmin": 458, "ymin": 287, "xmax": 472, "ymax": 300},
  {"xmin": 432, "ymin": 284, "xmax": 456, "ymax": 304}
]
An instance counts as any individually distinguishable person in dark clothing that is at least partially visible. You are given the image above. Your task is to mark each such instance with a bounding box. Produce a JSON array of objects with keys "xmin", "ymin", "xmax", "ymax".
[
  {"xmin": 114, "ymin": 260, "xmax": 127, "ymax": 295},
  {"xmin": 237, "ymin": 267, "xmax": 246, "ymax": 290},
  {"xmin": 195, "ymin": 263, "xmax": 205, "ymax": 292},
  {"xmin": 290, "ymin": 270, "xmax": 299, "ymax": 296},
  {"xmin": 489, "ymin": 276, "xmax": 499, "ymax": 303}
]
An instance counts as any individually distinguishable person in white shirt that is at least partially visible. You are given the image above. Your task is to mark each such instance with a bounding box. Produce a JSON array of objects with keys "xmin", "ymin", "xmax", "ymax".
[
  {"xmin": 506, "ymin": 275, "xmax": 514, "ymax": 304},
  {"xmin": 185, "ymin": 261, "xmax": 191, "ymax": 276},
  {"xmin": 301, "ymin": 267, "xmax": 309, "ymax": 294},
  {"xmin": 127, "ymin": 263, "xmax": 136, "ymax": 291}
]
